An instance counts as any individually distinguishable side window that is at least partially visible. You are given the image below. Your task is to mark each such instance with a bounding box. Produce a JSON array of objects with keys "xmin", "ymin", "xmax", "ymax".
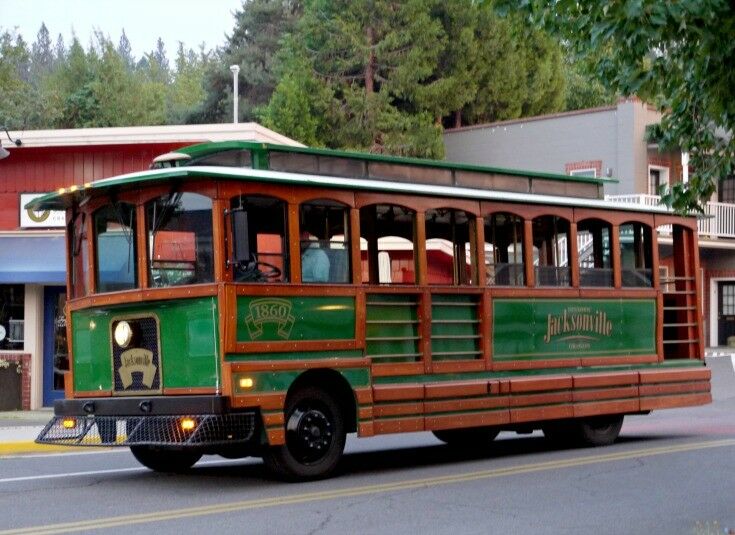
[
  {"xmin": 533, "ymin": 215, "xmax": 571, "ymax": 287},
  {"xmin": 300, "ymin": 200, "xmax": 351, "ymax": 283},
  {"xmin": 485, "ymin": 212, "xmax": 524, "ymax": 286},
  {"xmin": 578, "ymin": 219, "xmax": 613, "ymax": 287},
  {"xmin": 425, "ymin": 208, "xmax": 474, "ymax": 285},
  {"xmin": 620, "ymin": 221, "xmax": 653, "ymax": 287},
  {"xmin": 93, "ymin": 203, "xmax": 138, "ymax": 293},
  {"xmin": 230, "ymin": 195, "xmax": 289, "ymax": 283},
  {"xmin": 146, "ymin": 193, "xmax": 214, "ymax": 288},
  {"xmin": 360, "ymin": 204, "xmax": 416, "ymax": 284}
]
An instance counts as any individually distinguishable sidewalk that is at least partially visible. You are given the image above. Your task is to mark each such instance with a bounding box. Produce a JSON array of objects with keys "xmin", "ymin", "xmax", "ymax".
[{"xmin": 0, "ymin": 408, "xmax": 57, "ymax": 455}]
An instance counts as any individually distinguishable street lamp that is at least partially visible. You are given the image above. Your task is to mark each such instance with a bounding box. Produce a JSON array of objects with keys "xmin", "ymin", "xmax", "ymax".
[
  {"xmin": 229, "ymin": 65, "xmax": 240, "ymax": 124},
  {"xmin": 0, "ymin": 126, "xmax": 22, "ymax": 161}
]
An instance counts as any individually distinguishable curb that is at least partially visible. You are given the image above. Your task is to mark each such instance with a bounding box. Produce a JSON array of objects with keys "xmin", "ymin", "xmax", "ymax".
[{"xmin": 0, "ymin": 441, "xmax": 112, "ymax": 455}]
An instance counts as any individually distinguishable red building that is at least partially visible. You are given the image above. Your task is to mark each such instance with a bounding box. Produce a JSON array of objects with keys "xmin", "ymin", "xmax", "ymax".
[{"xmin": 0, "ymin": 124, "xmax": 300, "ymax": 409}]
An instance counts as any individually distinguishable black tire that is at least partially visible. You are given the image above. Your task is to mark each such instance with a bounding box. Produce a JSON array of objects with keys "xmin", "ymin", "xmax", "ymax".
[
  {"xmin": 576, "ymin": 414, "xmax": 624, "ymax": 447},
  {"xmin": 432, "ymin": 426, "xmax": 500, "ymax": 447},
  {"xmin": 130, "ymin": 445, "xmax": 202, "ymax": 473},
  {"xmin": 262, "ymin": 386, "xmax": 346, "ymax": 481},
  {"xmin": 543, "ymin": 415, "xmax": 624, "ymax": 447}
]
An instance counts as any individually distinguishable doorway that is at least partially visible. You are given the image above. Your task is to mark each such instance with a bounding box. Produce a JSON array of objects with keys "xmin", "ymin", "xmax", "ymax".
[
  {"xmin": 43, "ymin": 287, "xmax": 67, "ymax": 406},
  {"xmin": 718, "ymin": 282, "xmax": 735, "ymax": 346}
]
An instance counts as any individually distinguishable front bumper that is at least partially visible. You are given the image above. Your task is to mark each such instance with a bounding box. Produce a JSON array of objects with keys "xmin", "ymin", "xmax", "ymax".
[{"xmin": 36, "ymin": 396, "xmax": 258, "ymax": 448}]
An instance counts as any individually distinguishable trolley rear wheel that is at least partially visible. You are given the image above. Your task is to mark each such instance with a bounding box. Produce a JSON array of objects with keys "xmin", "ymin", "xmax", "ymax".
[
  {"xmin": 432, "ymin": 426, "xmax": 500, "ymax": 447},
  {"xmin": 130, "ymin": 446, "xmax": 202, "ymax": 473}
]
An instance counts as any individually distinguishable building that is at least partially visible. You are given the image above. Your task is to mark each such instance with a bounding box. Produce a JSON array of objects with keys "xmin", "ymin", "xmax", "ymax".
[
  {"xmin": 0, "ymin": 123, "xmax": 301, "ymax": 409},
  {"xmin": 444, "ymin": 97, "xmax": 734, "ymax": 348}
]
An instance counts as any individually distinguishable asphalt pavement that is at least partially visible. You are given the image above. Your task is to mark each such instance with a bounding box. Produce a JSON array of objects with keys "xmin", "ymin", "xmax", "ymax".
[{"xmin": 2, "ymin": 352, "xmax": 733, "ymax": 455}]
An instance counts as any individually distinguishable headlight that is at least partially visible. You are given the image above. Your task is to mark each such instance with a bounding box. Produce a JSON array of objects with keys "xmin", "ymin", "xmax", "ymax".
[{"xmin": 114, "ymin": 321, "xmax": 134, "ymax": 348}]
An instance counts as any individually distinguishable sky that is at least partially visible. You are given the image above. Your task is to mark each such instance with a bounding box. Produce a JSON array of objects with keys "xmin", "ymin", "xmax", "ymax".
[{"xmin": 0, "ymin": 0, "xmax": 244, "ymax": 59}]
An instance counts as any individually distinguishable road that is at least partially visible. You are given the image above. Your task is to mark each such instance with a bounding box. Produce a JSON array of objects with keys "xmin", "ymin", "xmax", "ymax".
[{"xmin": 2, "ymin": 377, "xmax": 735, "ymax": 534}]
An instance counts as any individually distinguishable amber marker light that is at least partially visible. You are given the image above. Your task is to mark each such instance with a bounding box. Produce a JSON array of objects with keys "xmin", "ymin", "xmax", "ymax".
[
  {"xmin": 239, "ymin": 377, "xmax": 254, "ymax": 389},
  {"xmin": 180, "ymin": 418, "xmax": 196, "ymax": 432},
  {"xmin": 62, "ymin": 418, "xmax": 76, "ymax": 429}
]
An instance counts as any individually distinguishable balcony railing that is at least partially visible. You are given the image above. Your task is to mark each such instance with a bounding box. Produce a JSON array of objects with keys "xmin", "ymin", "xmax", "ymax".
[{"xmin": 606, "ymin": 194, "xmax": 735, "ymax": 240}]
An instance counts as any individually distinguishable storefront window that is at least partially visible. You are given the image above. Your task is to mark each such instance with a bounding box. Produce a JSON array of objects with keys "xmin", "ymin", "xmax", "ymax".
[{"xmin": 0, "ymin": 285, "xmax": 24, "ymax": 351}]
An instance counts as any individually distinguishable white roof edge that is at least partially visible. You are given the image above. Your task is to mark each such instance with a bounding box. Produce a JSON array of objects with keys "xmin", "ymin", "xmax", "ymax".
[
  {"xmin": 5, "ymin": 123, "xmax": 305, "ymax": 148},
  {"xmin": 91, "ymin": 165, "xmax": 679, "ymax": 216}
]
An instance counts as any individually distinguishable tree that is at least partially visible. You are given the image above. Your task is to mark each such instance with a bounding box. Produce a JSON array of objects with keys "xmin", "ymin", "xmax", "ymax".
[
  {"xmin": 506, "ymin": 0, "xmax": 735, "ymax": 213},
  {"xmin": 167, "ymin": 43, "xmax": 212, "ymax": 124},
  {"xmin": 192, "ymin": 0, "xmax": 302, "ymax": 123}
]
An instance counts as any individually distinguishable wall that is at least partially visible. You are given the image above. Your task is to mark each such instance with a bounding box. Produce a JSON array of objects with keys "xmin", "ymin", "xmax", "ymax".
[{"xmin": 0, "ymin": 142, "xmax": 187, "ymax": 231}]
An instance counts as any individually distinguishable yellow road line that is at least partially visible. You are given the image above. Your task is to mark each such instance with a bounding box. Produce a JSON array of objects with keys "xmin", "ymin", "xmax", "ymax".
[{"xmin": 3, "ymin": 438, "xmax": 735, "ymax": 535}]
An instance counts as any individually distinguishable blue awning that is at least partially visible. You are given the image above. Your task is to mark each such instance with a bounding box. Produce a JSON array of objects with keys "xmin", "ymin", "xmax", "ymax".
[{"xmin": 0, "ymin": 235, "xmax": 66, "ymax": 284}]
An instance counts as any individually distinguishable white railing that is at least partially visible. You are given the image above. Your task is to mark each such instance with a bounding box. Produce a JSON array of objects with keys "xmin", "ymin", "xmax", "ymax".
[{"xmin": 606, "ymin": 194, "xmax": 735, "ymax": 240}]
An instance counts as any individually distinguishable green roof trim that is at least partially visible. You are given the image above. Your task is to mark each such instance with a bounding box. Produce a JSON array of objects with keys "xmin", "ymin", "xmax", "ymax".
[{"xmin": 174, "ymin": 140, "xmax": 618, "ymax": 185}]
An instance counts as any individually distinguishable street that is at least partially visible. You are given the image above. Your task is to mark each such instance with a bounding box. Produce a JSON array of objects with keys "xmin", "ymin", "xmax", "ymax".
[{"xmin": 2, "ymin": 368, "xmax": 735, "ymax": 534}]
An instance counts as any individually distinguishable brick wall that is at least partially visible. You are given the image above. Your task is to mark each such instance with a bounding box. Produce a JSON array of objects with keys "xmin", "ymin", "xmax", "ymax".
[
  {"xmin": 565, "ymin": 160, "xmax": 602, "ymax": 177},
  {"xmin": 0, "ymin": 353, "xmax": 31, "ymax": 410}
]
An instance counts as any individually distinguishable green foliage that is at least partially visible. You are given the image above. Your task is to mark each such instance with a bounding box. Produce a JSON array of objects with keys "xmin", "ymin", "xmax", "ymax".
[
  {"xmin": 260, "ymin": 0, "xmax": 565, "ymax": 156},
  {"xmin": 191, "ymin": 0, "xmax": 302, "ymax": 123},
  {"xmin": 504, "ymin": 0, "xmax": 735, "ymax": 213},
  {"xmin": 0, "ymin": 25, "xmax": 212, "ymax": 129}
]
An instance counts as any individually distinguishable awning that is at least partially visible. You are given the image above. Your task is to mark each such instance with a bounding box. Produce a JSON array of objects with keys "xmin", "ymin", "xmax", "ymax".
[{"xmin": 0, "ymin": 234, "xmax": 66, "ymax": 284}]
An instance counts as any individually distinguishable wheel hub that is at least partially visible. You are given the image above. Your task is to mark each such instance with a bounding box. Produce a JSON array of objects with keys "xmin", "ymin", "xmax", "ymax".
[{"xmin": 286, "ymin": 407, "xmax": 333, "ymax": 463}]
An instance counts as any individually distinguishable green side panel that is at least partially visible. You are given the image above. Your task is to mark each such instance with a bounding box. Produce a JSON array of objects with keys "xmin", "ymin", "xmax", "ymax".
[
  {"xmin": 236, "ymin": 296, "xmax": 355, "ymax": 342},
  {"xmin": 71, "ymin": 310, "xmax": 114, "ymax": 392},
  {"xmin": 492, "ymin": 298, "xmax": 656, "ymax": 360},
  {"xmin": 71, "ymin": 297, "xmax": 219, "ymax": 392},
  {"xmin": 431, "ymin": 294, "xmax": 481, "ymax": 361},
  {"xmin": 366, "ymin": 294, "xmax": 420, "ymax": 363},
  {"xmin": 233, "ymin": 368, "xmax": 370, "ymax": 395}
]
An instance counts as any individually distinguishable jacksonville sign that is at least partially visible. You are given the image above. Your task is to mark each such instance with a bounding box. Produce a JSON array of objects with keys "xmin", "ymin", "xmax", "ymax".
[{"xmin": 544, "ymin": 307, "xmax": 613, "ymax": 343}]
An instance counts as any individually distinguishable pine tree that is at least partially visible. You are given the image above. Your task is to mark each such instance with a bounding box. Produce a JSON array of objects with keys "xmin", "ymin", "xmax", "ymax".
[{"xmin": 191, "ymin": 0, "xmax": 302, "ymax": 123}]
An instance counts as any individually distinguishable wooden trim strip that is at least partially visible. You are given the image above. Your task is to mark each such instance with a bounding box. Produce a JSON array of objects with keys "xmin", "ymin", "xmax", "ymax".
[
  {"xmin": 373, "ymin": 417, "xmax": 424, "ymax": 435},
  {"xmin": 73, "ymin": 391, "xmax": 112, "ymax": 398},
  {"xmin": 424, "ymin": 396, "xmax": 509, "ymax": 414},
  {"xmin": 262, "ymin": 412, "xmax": 285, "ymax": 426},
  {"xmin": 431, "ymin": 360, "xmax": 486, "ymax": 374},
  {"xmin": 232, "ymin": 339, "xmax": 361, "ymax": 354},
  {"xmin": 572, "ymin": 372, "xmax": 639, "ymax": 388},
  {"xmin": 373, "ymin": 384, "xmax": 424, "ymax": 402},
  {"xmin": 354, "ymin": 388, "xmax": 373, "ymax": 404},
  {"xmin": 374, "ymin": 402, "xmax": 424, "ymax": 418},
  {"xmin": 509, "ymin": 391, "xmax": 573, "ymax": 407},
  {"xmin": 638, "ymin": 368, "xmax": 711, "ymax": 384},
  {"xmin": 572, "ymin": 386, "xmax": 639, "ymax": 402},
  {"xmin": 266, "ymin": 428, "xmax": 286, "ymax": 445},
  {"xmin": 508, "ymin": 375, "xmax": 573, "ymax": 393},
  {"xmin": 638, "ymin": 381, "xmax": 710, "ymax": 396},
  {"xmin": 510, "ymin": 405, "xmax": 573, "ymax": 423},
  {"xmin": 639, "ymin": 393, "xmax": 711, "ymax": 411},
  {"xmin": 358, "ymin": 422, "xmax": 375, "ymax": 436},
  {"xmin": 230, "ymin": 358, "xmax": 370, "ymax": 373},
  {"xmin": 579, "ymin": 355, "xmax": 657, "ymax": 367},
  {"xmin": 425, "ymin": 410, "xmax": 509, "ymax": 431},
  {"xmin": 573, "ymin": 399, "xmax": 640, "ymax": 418},
  {"xmin": 424, "ymin": 381, "xmax": 488, "ymax": 399},
  {"xmin": 68, "ymin": 284, "xmax": 220, "ymax": 311},
  {"xmin": 493, "ymin": 359, "xmax": 581, "ymax": 371},
  {"xmin": 162, "ymin": 387, "xmax": 217, "ymax": 396},
  {"xmin": 371, "ymin": 362, "xmax": 425, "ymax": 377},
  {"xmin": 231, "ymin": 393, "xmax": 285, "ymax": 410}
]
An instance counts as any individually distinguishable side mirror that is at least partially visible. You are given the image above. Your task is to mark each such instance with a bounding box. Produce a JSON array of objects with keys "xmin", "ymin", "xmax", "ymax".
[{"xmin": 232, "ymin": 210, "xmax": 251, "ymax": 263}]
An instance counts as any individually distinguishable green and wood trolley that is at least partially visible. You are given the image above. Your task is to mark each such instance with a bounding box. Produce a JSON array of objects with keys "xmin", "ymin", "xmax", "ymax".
[{"xmin": 32, "ymin": 141, "xmax": 710, "ymax": 480}]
